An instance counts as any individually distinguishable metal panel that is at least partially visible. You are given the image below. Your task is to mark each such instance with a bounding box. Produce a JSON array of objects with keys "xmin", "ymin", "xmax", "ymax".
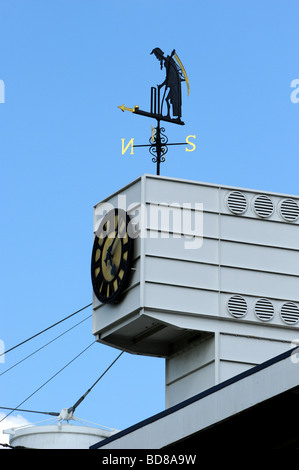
[
  {"xmin": 220, "ymin": 267, "xmax": 299, "ymax": 301},
  {"xmin": 166, "ymin": 363, "xmax": 216, "ymax": 408},
  {"xmin": 92, "ymin": 283, "xmax": 141, "ymax": 337},
  {"xmin": 219, "ymin": 333, "xmax": 290, "ymax": 364},
  {"xmin": 145, "ymin": 176, "xmax": 219, "ymax": 212},
  {"xmin": 220, "ymin": 240, "xmax": 299, "ymax": 275},
  {"xmin": 166, "ymin": 336, "xmax": 215, "ymax": 381},
  {"xmin": 166, "ymin": 335, "xmax": 216, "ymax": 406},
  {"xmin": 92, "ymin": 175, "xmax": 299, "ymax": 361},
  {"xmin": 145, "ymin": 236, "xmax": 219, "ymax": 265},
  {"xmin": 144, "ymin": 283, "xmax": 219, "ymax": 316},
  {"xmin": 220, "ymin": 215, "xmax": 299, "ymax": 249},
  {"xmin": 144, "ymin": 256, "xmax": 219, "ymax": 292}
]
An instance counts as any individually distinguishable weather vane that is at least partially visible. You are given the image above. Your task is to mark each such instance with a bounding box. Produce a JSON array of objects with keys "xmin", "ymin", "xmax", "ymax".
[{"xmin": 118, "ymin": 48, "xmax": 194, "ymax": 175}]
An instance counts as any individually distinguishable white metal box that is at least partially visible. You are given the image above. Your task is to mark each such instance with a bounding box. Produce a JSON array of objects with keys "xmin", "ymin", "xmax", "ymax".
[{"xmin": 92, "ymin": 174, "xmax": 299, "ymax": 363}]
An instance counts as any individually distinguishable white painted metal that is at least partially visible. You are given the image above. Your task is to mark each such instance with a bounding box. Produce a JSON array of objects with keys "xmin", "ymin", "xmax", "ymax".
[
  {"xmin": 93, "ymin": 348, "xmax": 299, "ymax": 449},
  {"xmin": 92, "ymin": 174, "xmax": 299, "ymax": 406},
  {"xmin": 6, "ymin": 423, "xmax": 118, "ymax": 449}
]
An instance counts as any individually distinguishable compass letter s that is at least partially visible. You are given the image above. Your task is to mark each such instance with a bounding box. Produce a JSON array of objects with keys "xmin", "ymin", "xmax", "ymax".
[{"xmin": 185, "ymin": 135, "xmax": 196, "ymax": 152}]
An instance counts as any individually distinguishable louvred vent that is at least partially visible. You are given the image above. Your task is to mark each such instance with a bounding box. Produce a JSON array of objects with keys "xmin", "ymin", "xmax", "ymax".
[
  {"xmin": 254, "ymin": 298, "xmax": 274, "ymax": 322},
  {"xmin": 279, "ymin": 199, "xmax": 299, "ymax": 222},
  {"xmin": 280, "ymin": 302, "xmax": 299, "ymax": 325},
  {"xmin": 227, "ymin": 191, "xmax": 247, "ymax": 215},
  {"xmin": 253, "ymin": 195, "xmax": 274, "ymax": 218},
  {"xmin": 227, "ymin": 295, "xmax": 247, "ymax": 318}
]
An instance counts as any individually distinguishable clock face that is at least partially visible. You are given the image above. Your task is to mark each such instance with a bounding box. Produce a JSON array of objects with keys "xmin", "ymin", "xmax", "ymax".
[{"xmin": 91, "ymin": 209, "xmax": 134, "ymax": 304}]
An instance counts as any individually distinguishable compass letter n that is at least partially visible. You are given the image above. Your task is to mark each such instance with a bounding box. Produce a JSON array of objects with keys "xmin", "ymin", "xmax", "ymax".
[
  {"xmin": 121, "ymin": 138, "xmax": 134, "ymax": 155},
  {"xmin": 0, "ymin": 80, "xmax": 4, "ymax": 103}
]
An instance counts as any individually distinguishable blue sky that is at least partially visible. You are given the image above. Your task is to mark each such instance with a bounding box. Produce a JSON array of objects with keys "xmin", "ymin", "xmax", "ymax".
[{"xmin": 0, "ymin": 0, "xmax": 298, "ymax": 441}]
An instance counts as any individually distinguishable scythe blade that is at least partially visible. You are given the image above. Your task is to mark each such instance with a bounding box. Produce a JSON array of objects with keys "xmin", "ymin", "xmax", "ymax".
[{"xmin": 174, "ymin": 53, "xmax": 190, "ymax": 96}]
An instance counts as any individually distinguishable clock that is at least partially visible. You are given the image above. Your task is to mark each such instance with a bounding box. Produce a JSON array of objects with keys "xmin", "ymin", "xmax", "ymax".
[{"xmin": 91, "ymin": 208, "xmax": 134, "ymax": 303}]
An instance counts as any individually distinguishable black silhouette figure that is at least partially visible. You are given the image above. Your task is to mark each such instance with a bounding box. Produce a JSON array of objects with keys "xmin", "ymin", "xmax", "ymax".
[{"xmin": 151, "ymin": 48, "xmax": 183, "ymax": 121}]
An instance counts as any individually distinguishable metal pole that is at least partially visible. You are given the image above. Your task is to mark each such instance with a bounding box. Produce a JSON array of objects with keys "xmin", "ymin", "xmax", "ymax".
[{"xmin": 156, "ymin": 120, "xmax": 161, "ymax": 175}]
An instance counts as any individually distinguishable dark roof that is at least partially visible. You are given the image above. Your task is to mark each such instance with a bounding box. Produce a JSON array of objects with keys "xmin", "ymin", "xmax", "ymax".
[{"xmin": 91, "ymin": 347, "xmax": 299, "ymax": 450}]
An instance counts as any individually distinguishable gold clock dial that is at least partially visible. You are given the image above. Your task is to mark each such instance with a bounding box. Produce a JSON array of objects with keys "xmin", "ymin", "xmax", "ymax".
[{"xmin": 91, "ymin": 209, "xmax": 134, "ymax": 303}]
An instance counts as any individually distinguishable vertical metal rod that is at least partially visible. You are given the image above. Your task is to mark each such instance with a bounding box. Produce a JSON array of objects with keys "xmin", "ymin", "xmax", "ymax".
[
  {"xmin": 157, "ymin": 86, "xmax": 160, "ymax": 115},
  {"xmin": 150, "ymin": 87, "xmax": 153, "ymax": 114}
]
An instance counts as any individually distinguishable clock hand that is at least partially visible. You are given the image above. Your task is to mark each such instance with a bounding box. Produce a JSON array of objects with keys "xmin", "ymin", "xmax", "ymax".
[
  {"xmin": 104, "ymin": 244, "xmax": 113, "ymax": 265},
  {"xmin": 110, "ymin": 235, "xmax": 124, "ymax": 275},
  {"xmin": 111, "ymin": 236, "xmax": 121, "ymax": 256},
  {"xmin": 104, "ymin": 227, "xmax": 119, "ymax": 266}
]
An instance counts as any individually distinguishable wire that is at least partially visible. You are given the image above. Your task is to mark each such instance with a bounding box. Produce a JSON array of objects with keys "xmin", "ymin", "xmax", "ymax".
[
  {"xmin": 0, "ymin": 304, "xmax": 124, "ymax": 426},
  {"xmin": 0, "ymin": 350, "xmax": 125, "ymax": 423},
  {"xmin": 68, "ymin": 351, "xmax": 124, "ymax": 415},
  {"xmin": 0, "ymin": 303, "xmax": 92, "ymax": 357},
  {"xmin": 0, "ymin": 314, "xmax": 91, "ymax": 377},
  {"xmin": 0, "ymin": 341, "xmax": 95, "ymax": 424}
]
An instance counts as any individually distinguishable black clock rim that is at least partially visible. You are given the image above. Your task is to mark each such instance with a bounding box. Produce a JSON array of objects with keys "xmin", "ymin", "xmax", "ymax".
[{"xmin": 91, "ymin": 209, "xmax": 134, "ymax": 304}]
